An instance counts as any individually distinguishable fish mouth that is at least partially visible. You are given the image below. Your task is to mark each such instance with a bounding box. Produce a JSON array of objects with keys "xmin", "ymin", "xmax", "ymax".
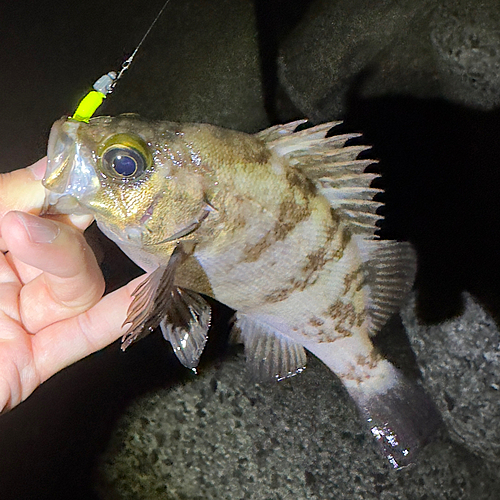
[
  {"xmin": 40, "ymin": 192, "xmax": 88, "ymax": 217},
  {"xmin": 42, "ymin": 117, "xmax": 99, "ymax": 215}
]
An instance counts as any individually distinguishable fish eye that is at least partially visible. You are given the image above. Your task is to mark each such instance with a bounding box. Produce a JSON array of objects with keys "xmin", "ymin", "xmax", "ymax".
[
  {"xmin": 99, "ymin": 133, "xmax": 153, "ymax": 179},
  {"xmin": 102, "ymin": 146, "xmax": 144, "ymax": 177}
]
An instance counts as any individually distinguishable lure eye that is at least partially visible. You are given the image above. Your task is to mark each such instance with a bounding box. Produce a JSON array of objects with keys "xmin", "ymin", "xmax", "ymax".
[
  {"xmin": 102, "ymin": 146, "xmax": 144, "ymax": 177},
  {"xmin": 99, "ymin": 133, "xmax": 153, "ymax": 179}
]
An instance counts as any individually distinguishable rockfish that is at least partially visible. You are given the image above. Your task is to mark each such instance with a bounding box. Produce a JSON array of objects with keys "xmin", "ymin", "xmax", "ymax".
[{"xmin": 43, "ymin": 115, "xmax": 440, "ymax": 468}]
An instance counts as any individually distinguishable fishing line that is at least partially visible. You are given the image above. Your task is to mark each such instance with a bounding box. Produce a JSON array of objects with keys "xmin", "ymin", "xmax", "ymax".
[
  {"xmin": 72, "ymin": 0, "xmax": 172, "ymax": 123},
  {"xmin": 111, "ymin": 0, "xmax": 172, "ymax": 90}
]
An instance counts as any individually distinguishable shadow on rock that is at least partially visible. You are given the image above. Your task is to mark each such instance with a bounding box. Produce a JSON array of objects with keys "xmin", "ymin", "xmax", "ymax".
[{"xmin": 335, "ymin": 87, "xmax": 500, "ymax": 324}]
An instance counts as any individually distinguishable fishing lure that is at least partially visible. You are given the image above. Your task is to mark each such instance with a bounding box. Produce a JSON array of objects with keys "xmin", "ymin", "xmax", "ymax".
[{"xmin": 71, "ymin": 0, "xmax": 172, "ymax": 123}]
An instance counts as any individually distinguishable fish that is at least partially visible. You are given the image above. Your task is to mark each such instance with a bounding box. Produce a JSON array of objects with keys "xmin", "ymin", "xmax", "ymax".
[{"xmin": 42, "ymin": 114, "xmax": 441, "ymax": 468}]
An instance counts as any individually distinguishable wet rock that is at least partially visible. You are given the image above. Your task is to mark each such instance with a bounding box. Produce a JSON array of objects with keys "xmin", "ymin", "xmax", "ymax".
[
  {"xmin": 277, "ymin": 0, "xmax": 500, "ymax": 122},
  {"xmin": 94, "ymin": 353, "xmax": 500, "ymax": 500},
  {"xmin": 401, "ymin": 293, "xmax": 500, "ymax": 464}
]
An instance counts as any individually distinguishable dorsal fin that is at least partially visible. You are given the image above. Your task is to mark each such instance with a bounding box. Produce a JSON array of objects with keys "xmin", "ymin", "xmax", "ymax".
[
  {"xmin": 255, "ymin": 119, "xmax": 309, "ymax": 142},
  {"xmin": 356, "ymin": 237, "xmax": 417, "ymax": 335},
  {"xmin": 233, "ymin": 313, "xmax": 307, "ymax": 382},
  {"xmin": 260, "ymin": 121, "xmax": 381, "ymax": 237}
]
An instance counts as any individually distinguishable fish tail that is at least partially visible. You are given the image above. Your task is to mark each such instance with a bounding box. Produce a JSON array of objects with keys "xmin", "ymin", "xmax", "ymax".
[
  {"xmin": 307, "ymin": 341, "xmax": 441, "ymax": 468},
  {"xmin": 350, "ymin": 366, "xmax": 442, "ymax": 469}
]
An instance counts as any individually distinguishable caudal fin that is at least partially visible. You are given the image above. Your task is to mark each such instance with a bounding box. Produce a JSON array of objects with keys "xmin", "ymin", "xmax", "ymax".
[{"xmin": 354, "ymin": 373, "xmax": 442, "ymax": 469}]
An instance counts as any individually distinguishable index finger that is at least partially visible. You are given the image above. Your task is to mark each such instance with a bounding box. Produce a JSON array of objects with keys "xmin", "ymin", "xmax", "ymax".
[{"xmin": 0, "ymin": 159, "xmax": 94, "ymax": 246}]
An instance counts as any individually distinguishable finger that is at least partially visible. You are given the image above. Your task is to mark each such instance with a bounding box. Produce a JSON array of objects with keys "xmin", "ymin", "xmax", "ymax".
[
  {"xmin": 5, "ymin": 252, "xmax": 43, "ymax": 285},
  {"xmin": 0, "ymin": 211, "xmax": 105, "ymax": 333},
  {"xmin": 0, "ymin": 160, "xmax": 48, "ymax": 252},
  {"xmin": 0, "ymin": 159, "xmax": 47, "ymax": 218},
  {"xmin": 31, "ymin": 277, "xmax": 144, "ymax": 383},
  {"xmin": 0, "ymin": 159, "xmax": 94, "ymax": 243},
  {"xmin": 0, "ymin": 252, "xmax": 22, "ymax": 323}
]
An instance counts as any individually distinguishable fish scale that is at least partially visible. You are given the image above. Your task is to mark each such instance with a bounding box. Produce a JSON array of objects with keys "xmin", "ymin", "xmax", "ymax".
[{"xmin": 42, "ymin": 115, "xmax": 441, "ymax": 469}]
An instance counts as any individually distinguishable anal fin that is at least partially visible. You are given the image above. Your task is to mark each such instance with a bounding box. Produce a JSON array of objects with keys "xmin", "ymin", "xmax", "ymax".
[{"xmin": 234, "ymin": 313, "xmax": 307, "ymax": 382}]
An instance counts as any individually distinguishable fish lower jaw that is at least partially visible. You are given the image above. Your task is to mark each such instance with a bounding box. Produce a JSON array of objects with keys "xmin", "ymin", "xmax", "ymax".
[{"xmin": 96, "ymin": 219, "xmax": 144, "ymax": 247}]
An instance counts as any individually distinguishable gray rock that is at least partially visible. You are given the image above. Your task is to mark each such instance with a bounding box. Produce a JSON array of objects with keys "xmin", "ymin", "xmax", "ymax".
[
  {"xmin": 401, "ymin": 292, "xmax": 500, "ymax": 463},
  {"xmin": 277, "ymin": 0, "xmax": 500, "ymax": 122},
  {"xmin": 94, "ymin": 352, "xmax": 500, "ymax": 500},
  {"xmin": 430, "ymin": 1, "xmax": 500, "ymax": 110}
]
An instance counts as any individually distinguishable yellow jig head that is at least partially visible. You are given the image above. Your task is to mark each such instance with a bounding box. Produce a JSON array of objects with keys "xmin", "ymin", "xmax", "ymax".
[
  {"xmin": 72, "ymin": 72, "xmax": 116, "ymax": 123},
  {"xmin": 71, "ymin": 0, "xmax": 172, "ymax": 123}
]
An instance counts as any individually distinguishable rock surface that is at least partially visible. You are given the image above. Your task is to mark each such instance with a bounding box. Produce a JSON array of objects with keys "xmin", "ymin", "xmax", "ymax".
[
  {"xmin": 401, "ymin": 293, "xmax": 500, "ymax": 464},
  {"xmin": 104, "ymin": 0, "xmax": 269, "ymax": 134},
  {"xmin": 277, "ymin": 0, "xmax": 500, "ymax": 122},
  {"xmin": 94, "ymin": 352, "xmax": 500, "ymax": 500}
]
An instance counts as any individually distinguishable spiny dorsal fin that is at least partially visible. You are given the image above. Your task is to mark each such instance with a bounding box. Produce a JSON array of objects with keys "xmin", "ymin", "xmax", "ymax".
[
  {"xmin": 261, "ymin": 120, "xmax": 381, "ymax": 237},
  {"xmin": 255, "ymin": 119, "xmax": 309, "ymax": 142},
  {"xmin": 233, "ymin": 313, "xmax": 307, "ymax": 382},
  {"xmin": 356, "ymin": 237, "xmax": 417, "ymax": 335}
]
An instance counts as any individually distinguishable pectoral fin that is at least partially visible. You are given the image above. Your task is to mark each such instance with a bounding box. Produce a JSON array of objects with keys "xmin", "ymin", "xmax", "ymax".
[
  {"xmin": 121, "ymin": 264, "xmax": 170, "ymax": 349},
  {"xmin": 160, "ymin": 288, "xmax": 211, "ymax": 369},
  {"xmin": 234, "ymin": 313, "xmax": 307, "ymax": 382},
  {"xmin": 122, "ymin": 244, "xmax": 212, "ymax": 369}
]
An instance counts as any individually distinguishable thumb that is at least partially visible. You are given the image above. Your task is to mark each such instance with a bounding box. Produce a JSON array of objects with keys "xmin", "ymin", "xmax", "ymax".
[{"xmin": 0, "ymin": 158, "xmax": 47, "ymax": 218}]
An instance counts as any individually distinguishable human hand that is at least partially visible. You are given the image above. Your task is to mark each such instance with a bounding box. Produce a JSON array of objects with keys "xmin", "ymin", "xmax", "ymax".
[{"xmin": 0, "ymin": 159, "xmax": 141, "ymax": 412}]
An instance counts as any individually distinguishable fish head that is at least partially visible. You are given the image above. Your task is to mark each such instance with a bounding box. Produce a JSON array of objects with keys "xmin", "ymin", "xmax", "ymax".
[{"xmin": 43, "ymin": 115, "xmax": 211, "ymax": 251}]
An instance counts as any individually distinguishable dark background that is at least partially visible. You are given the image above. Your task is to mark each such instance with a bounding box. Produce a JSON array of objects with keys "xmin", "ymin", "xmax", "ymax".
[{"xmin": 1, "ymin": 0, "xmax": 500, "ymax": 498}]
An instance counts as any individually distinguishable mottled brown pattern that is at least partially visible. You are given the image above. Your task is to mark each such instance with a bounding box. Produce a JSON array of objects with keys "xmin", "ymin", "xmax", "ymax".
[
  {"xmin": 301, "ymin": 247, "xmax": 328, "ymax": 275},
  {"xmin": 242, "ymin": 231, "xmax": 277, "ymax": 263},
  {"xmin": 241, "ymin": 196, "xmax": 312, "ymax": 263},
  {"xmin": 264, "ymin": 286, "xmax": 295, "ymax": 304},
  {"xmin": 333, "ymin": 227, "xmax": 352, "ymax": 261},
  {"xmin": 355, "ymin": 350, "xmax": 382, "ymax": 369},
  {"xmin": 341, "ymin": 369, "xmax": 366, "ymax": 385},
  {"xmin": 343, "ymin": 266, "xmax": 365, "ymax": 295},
  {"xmin": 339, "ymin": 352, "xmax": 384, "ymax": 384},
  {"xmin": 309, "ymin": 316, "xmax": 325, "ymax": 327},
  {"xmin": 263, "ymin": 270, "xmax": 320, "ymax": 305},
  {"xmin": 300, "ymin": 218, "xmax": 340, "ymax": 276},
  {"xmin": 285, "ymin": 169, "xmax": 317, "ymax": 196},
  {"xmin": 327, "ymin": 299, "xmax": 365, "ymax": 338},
  {"xmin": 262, "ymin": 217, "xmax": 343, "ymax": 304}
]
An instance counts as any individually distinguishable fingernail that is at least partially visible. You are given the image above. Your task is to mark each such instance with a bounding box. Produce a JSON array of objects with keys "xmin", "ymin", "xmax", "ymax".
[{"xmin": 15, "ymin": 212, "xmax": 60, "ymax": 244}]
